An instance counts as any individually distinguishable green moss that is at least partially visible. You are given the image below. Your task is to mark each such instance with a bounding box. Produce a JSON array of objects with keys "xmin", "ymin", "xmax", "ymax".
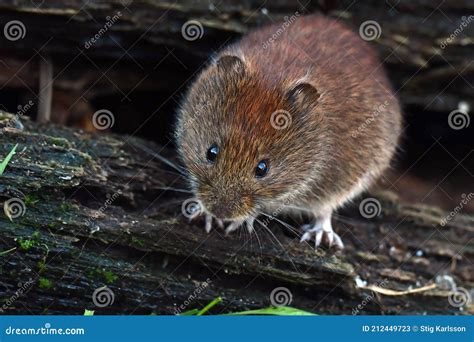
[
  {"xmin": 131, "ymin": 237, "xmax": 145, "ymax": 247},
  {"xmin": 24, "ymin": 194, "xmax": 40, "ymax": 206},
  {"xmin": 103, "ymin": 270, "xmax": 118, "ymax": 284},
  {"xmin": 86, "ymin": 269, "xmax": 95, "ymax": 279},
  {"xmin": 49, "ymin": 137, "xmax": 70, "ymax": 148},
  {"xmin": 17, "ymin": 231, "xmax": 41, "ymax": 250},
  {"xmin": 47, "ymin": 221, "xmax": 60, "ymax": 229},
  {"xmin": 38, "ymin": 277, "xmax": 53, "ymax": 289},
  {"xmin": 59, "ymin": 202, "xmax": 72, "ymax": 213},
  {"xmin": 17, "ymin": 238, "xmax": 36, "ymax": 250},
  {"xmin": 37, "ymin": 260, "xmax": 46, "ymax": 272},
  {"xmin": 86, "ymin": 268, "xmax": 118, "ymax": 284}
]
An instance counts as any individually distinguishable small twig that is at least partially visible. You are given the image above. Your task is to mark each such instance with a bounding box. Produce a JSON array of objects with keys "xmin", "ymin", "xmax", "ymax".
[
  {"xmin": 37, "ymin": 57, "xmax": 53, "ymax": 123},
  {"xmin": 0, "ymin": 247, "xmax": 17, "ymax": 256},
  {"xmin": 359, "ymin": 283, "xmax": 437, "ymax": 296}
]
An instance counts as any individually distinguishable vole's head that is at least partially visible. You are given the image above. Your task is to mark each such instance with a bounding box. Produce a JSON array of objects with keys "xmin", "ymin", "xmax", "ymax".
[{"xmin": 175, "ymin": 54, "xmax": 325, "ymax": 221}]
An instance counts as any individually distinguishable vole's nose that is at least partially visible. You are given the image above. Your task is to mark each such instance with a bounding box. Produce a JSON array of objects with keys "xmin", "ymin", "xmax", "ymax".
[
  {"xmin": 206, "ymin": 200, "xmax": 239, "ymax": 219},
  {"xmin": 198, "ymin": 183, "xmax": 253, "ymax": 219}
]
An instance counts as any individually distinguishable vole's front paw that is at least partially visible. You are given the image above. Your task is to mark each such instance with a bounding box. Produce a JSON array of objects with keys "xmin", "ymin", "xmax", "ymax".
[
  {"xmin": 300, "ymin": 217, "xmax": 344, "ymax": 249},
  {"xmin": 203, "ymin": 214, "xmax": 224, "ymax": 233}
]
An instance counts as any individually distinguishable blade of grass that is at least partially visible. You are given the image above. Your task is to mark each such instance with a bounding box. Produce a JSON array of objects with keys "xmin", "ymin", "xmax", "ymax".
[
  {"xmin": 0, "ymin": 144, "xmax": 18, "ymax": 176},
  {"xmin": 178, "ymin": 308, "xmax": 200, "ymax": 316},
  {"xmin": 196, "ymin": 296, "xmax": 222, "ymax": 316},
  {"xmin": 225, "ymin": 306, "xmax": 316, "ymax": 316}
]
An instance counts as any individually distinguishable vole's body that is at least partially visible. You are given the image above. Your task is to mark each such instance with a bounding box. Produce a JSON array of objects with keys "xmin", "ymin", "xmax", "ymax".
[{"xmin": 176, "ymin": 15, "xmax": 401, "ymax": 248}]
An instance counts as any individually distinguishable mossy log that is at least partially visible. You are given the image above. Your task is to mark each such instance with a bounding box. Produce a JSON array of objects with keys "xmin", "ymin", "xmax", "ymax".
[{"xmin": 0, "ymin": 114, "xmax": 472, "ymax": 315}]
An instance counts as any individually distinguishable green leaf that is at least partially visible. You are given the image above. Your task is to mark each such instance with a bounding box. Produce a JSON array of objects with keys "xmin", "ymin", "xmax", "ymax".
[
  {"xmin": 84, "ymin": 309, "xmax": 95, "ymax": 316},
  {"xmin": 0, "ymin": 144, "xmax": 18, "ymax": 176},
  {"xmin": 178, "ymin": 308, "xmax": 200, "ymax": 316},
  {"xmin": 226, "ymin": 306, "xmax": 316, "ymax": 316},
  {"xmin": 175, "ymin": 297, "xmax": 316, "ymax": 316}
]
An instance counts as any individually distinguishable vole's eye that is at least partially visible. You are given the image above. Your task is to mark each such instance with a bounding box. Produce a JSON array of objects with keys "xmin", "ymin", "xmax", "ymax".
[
  {"xmin": 255, "ymin": 159, "xmax": 269, "ymax": 178},
  {"xmin": 206, "ymin": 144, "xmax": 219, "ymax": 164}
]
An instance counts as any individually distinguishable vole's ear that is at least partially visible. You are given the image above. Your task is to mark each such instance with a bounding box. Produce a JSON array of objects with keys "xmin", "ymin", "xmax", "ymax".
[
  {"xmin": 215, "ymin": 55, "xmax": 246, "ymax": 76},
  {"xmin": 286, "ymin": 83, "xmax": 320, "ymax": 113}
]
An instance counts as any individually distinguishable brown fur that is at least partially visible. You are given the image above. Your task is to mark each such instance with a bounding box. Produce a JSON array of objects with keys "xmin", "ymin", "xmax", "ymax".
[{"xmin": 175, "ymin": 15, "xmax": 401, "ymax": 221}]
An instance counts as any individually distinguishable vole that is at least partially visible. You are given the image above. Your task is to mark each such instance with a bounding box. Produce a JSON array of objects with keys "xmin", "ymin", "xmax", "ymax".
[{"xmin": 175, "ymin": 15, "xmax": 401, "ymax": 249}]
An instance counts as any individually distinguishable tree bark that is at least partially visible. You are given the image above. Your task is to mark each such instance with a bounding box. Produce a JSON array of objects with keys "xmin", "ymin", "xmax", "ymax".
[{"xmin": 0, "ymin": 115, "xmax": 472, "ymax": 315}]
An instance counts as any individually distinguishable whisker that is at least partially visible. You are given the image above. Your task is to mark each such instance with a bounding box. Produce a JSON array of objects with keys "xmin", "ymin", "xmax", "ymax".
[
  {"xmin": 254, "ymin": 217, "xmax": 279, "ymax": 251},
  {"xmin": 258, "ymin": 211, "xmax": 300, "ymax": 237},
  {"xmin": 156, "ymin": 186, "xmax": 193, "ymax": 194},
  {"xmin": 280, "ymin": 204, "xmax": 313, "ymax": 213},
  {"xmin": 251, "ymin": 220, "xmax": 262, "ymax": 250},
  {"xmin": 254, "ymin": 216, "xmax": 300, "ymax": 273},
  {"xmin": 129, "ymin": 140, "xmax": 186, "ymax": 175},
  {"xmin": 332, "ymin": 212, "xmax": 360, "ymax": 226}
]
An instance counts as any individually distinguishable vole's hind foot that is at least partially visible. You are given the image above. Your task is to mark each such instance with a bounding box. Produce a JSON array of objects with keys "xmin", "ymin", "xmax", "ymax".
[
  {"xmin": 300, "ymin": 214, "xmax": 344, "ymax": 249},
  {"xmin": 204, "ymin": 214, "xmax": 224, "ymax": 233}
]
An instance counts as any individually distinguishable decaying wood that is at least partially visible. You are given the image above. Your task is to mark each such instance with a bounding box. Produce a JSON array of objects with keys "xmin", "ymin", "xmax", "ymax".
[{"xmin": 0, "ymin": 114, "xmax": 472, "ymax": 315}]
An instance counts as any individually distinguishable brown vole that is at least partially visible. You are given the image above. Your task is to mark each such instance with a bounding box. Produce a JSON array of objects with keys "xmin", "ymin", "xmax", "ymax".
[{"xmin": 175, "ymin": 15, "xmax": 401, "ymax": 249}]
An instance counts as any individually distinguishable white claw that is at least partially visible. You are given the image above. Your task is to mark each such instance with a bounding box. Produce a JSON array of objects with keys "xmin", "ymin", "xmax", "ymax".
[
  {"xmin": 216, "ymin": 218, "xmax": 224, "ymax": 229},
  {"xmin": 326, "ymin": 231, "xmax": 334, "ymax": 246},
  {"xmin": 205, "ymin": 214, "xmax": 213, "ymax": 233},
  {"xmin": 315, "ymin": 230, "xmax": 323, "ymax": 247},
  {"xmin": 333, "ymin": 233, "xmax": 344, "ymax": 249},
  {"xmin": 225, "ymin": 221, "xmax": 243, "ymax": 235},
  {"xmin": 300, "ymin": 232, "xmax": 311, "ymax": 242},
  {"xmin": 299, "ymin": 216, "xmax": 344, "ymax": 249}
]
